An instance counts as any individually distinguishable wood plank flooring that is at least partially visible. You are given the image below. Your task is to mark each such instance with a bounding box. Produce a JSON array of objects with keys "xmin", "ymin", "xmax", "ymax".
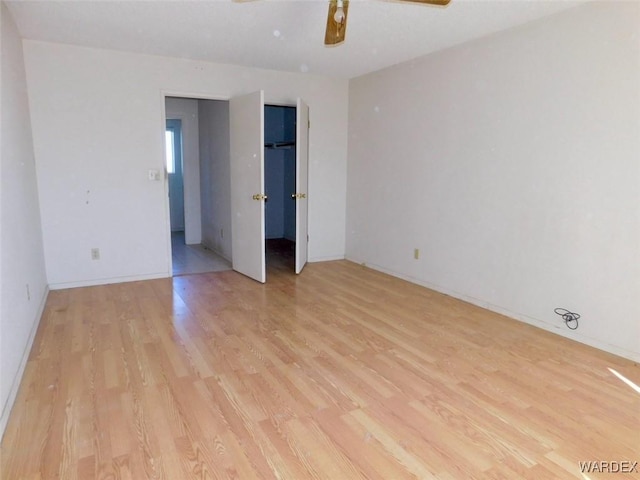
[{"xmin": 1, "ymin": 260, "xmax": 638, "ymax": 479}]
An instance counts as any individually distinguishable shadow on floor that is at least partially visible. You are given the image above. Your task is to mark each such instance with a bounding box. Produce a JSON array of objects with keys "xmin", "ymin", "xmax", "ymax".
[{"xmin": 266, "ymin": 238, "xmax": 295, "ymax": 273}]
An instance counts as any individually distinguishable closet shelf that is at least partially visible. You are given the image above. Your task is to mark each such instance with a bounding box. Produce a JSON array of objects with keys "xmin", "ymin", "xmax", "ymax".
[{"xmin": 265, "ymin": 141, "xmax": 295, "ymax": 150}]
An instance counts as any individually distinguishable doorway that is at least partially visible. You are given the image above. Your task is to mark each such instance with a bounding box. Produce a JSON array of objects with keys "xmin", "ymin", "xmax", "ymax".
[
  {"xmin": 229, "ymin": 92, "xmax": 309, "ymax": 283},
  {"xmin": 165, "ymin": 96, "xmax": 232, "ymax": 276},
  {"xmin": 265, "ymin": 105, "xmax": 297, "ymax": 272}
]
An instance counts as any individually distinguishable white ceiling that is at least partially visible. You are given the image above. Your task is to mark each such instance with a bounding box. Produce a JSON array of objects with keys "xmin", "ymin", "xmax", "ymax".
[{"xmin": 6, "ymin": 0, "xmax": 588, "ymax": 79}]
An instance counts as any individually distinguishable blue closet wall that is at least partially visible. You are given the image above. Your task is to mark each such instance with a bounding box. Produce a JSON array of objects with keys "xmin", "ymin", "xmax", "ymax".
[{"xmin": 264, "ymin": 106, "xmax": 296, "ymax": 240}]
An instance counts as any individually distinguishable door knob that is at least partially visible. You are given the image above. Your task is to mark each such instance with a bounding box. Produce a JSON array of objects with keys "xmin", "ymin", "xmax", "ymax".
[
  {"xmin": 252, "ymin": 193, "xmax": 268, "ymax": 201},
  {"xmin": 291, "ymin": 193, "xmax": 307, "ymax": 199}
]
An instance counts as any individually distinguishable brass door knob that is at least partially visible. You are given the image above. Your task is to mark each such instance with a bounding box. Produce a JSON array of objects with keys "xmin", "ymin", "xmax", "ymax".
[{"xmin": 252, "ymin": 193, "xmax": 268, "ymax": 201}]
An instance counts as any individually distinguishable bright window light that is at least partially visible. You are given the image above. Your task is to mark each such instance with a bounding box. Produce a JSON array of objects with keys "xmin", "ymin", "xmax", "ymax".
[
  {"xmin": 165, "ymin": 130, "xmax": 175, "ymax": 174},
  {"xmin": 608, "ymin": 368, "xmax": 640, "ymax": 394}
]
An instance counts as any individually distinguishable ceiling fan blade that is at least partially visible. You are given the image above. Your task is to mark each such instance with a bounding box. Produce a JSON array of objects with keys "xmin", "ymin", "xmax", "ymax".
[
  {"xmin": 399, "ymin": 0, "xmax": 450, "ymax": 5},
  {"xmin": 324, "ymin": 0, "xmax": 349, "ymax": 46}
]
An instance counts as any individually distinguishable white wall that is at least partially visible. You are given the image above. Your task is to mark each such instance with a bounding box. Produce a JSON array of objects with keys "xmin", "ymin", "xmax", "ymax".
[
  {"xmin": 347, "ymin": 2, "xmax": 640, "ymax": 360},
  {"xmin": 23, "ymin": 41, "xmax": 349, "ymax": 288},
  {"xmin": 199, "ymin": 99, "xmax": 232, "ymax": 260},
  {"xmin": 0, "ymin": 2, "xmax": 48, "ymax": 437},
  {"xmin": 166, "ymin": 97, "xmax": 201, "ymax": 244}
]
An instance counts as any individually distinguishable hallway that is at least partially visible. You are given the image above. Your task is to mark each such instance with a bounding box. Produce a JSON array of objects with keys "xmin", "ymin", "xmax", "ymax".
[{"xmin": 171, "ymin": 231, "xmax": 231, "ymax": 276}]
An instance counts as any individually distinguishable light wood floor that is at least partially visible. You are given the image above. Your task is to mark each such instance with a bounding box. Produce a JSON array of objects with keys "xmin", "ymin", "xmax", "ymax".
[{"xmin": 1, "ymin": 261, "xmax": 638, "ymax": 479}]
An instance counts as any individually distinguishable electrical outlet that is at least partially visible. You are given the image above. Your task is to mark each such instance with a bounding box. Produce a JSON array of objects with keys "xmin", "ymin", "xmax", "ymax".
[
  {"xmin": 414, "ymin": 248, "xmax": 420, "ymax": 260},
  {"xmin": 220, "ymin": 228, "xmax": 224, "ymax": 238},
  {"xmin": 91, "ymin": 248, "xmax": 100, "ymax": 260},
  {"xmin": 26, "ymin": 284, "xmax": 31, "ymax": 301}
]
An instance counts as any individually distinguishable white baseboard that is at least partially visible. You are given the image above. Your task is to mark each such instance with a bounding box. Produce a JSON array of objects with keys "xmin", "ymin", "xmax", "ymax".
[
  {"xmin": 0, "ymin": 285, "xmax": 49, "ymax": 440},
  {"xmin": 201, "ymin": 242, "xmax": 231, "ymax": 263},
  {"xmin": 349, "ymin": 258, "xmax": 640, "ymax": 363},
  {"xmin": 309, "ymin": 255, "xmax": 346, "ymax": 263},
  {"xmin": 212, "ymin": 249, "xmax": 231, "ymax": 263},
  {"xmin": 49, "ymin": 272, "xmax": 170, "ymax": 290}
]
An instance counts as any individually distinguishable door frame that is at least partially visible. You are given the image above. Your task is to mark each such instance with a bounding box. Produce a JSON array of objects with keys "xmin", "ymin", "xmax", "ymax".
[
  {"xmin": 264, "ymin": 102, "xmax": 298, "ymax": 245},
  {"xmin": 160, "ymin": 91, "xmax": 229, "ymax": 276}
]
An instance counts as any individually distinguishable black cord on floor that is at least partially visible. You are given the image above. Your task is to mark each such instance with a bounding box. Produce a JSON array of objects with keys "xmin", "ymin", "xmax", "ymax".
[{"xmin": 554, "ymin": 308, "xmax": 580, "ymax": 330}]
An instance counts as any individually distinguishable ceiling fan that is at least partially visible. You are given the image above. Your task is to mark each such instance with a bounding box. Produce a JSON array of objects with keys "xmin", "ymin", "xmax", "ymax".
[{"xmin": 324, "ymin": 0, "xmax": 451, "ymax": 46}]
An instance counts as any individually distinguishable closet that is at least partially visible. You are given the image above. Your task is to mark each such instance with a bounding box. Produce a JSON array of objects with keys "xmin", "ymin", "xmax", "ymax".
[
  {"xmin": 229, "ymin": 92, "xmax": 308, "ymax": 282},
  {"xmin": 264, "ymin": 105, "xmax": 297, "ymax": 269}
]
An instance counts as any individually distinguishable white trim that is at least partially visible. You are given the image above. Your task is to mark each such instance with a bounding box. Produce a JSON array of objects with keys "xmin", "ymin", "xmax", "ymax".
[
  {"xmin": 201, "ymin": 241, "xmax": 232, "ymax": 263},
  {"xmin": 309, "ymin": 255, "xmax": 345, "ymax": 262},
  {"xmin": 162, "ymin": 90, "xmax": 229, "ymax": 102},
  {"xmin": 265, "ymin": 101, "xmax": 296, "ymax": 108},
  {"xmin": 159, "ymin": 91, "xmax": 173, "ymax": 276},
  {"xmin": 49, "ymin": 272, "xmax": 170, "ymax": 290},
  {"xmin": 0, "ymin": 286, "xmax": 49, "ymax": 439},
  {"xmin": 348, "ymin": 258, "xmax": 640, "ymax": 363}
]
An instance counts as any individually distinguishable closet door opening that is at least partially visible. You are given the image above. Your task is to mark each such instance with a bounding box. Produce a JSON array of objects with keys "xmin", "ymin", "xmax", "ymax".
[{"xmin": 264, "ymin": 104, "xmax": 297, "ymax": 273}]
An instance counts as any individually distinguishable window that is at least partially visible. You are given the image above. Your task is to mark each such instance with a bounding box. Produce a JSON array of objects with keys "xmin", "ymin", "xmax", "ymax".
[{"xmin": 165, "ymin": 130, "xmax": 175, "ymax": 174}]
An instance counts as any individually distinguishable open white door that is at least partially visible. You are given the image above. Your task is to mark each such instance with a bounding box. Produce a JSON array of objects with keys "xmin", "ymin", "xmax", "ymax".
[
  {"xmin": 295, "ymin": 99, "xmax": 310, "ymax": 274},
  {"xmin": 230, "ymin": 91, "xmax": 266, "ymax": 283}
]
